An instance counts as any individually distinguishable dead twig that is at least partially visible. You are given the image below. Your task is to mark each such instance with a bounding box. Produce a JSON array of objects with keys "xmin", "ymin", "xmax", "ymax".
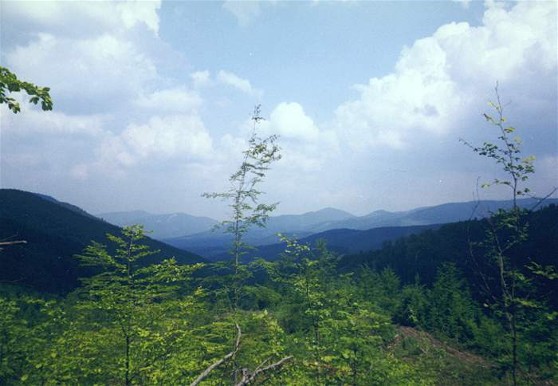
[{"xmin": 190, "ymin": 323, "xmax": 242, "ymax": 386}]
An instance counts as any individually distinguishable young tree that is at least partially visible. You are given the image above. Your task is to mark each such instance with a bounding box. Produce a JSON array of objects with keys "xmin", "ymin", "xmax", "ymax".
[
  {"xmin": 55, "ymin": 225, "xmax": 203, "ymax": 385},
  {"xmin": 461, "ymin": 86, "xmax": 555, "ymax": 384},
  {"xmin": 199, "ymin": 106, "xmax": 289, "ymax": 384},
  {"xmin": 270, "ymin": 237, "xmax": 424, "ymax": 384},
  {"xmin": 203, "ymin": 105, "xmax": 281, "ymax": 311},
  {"xmin": 0, "ymin": 66, "xmax": 53, "ymax": 113}
]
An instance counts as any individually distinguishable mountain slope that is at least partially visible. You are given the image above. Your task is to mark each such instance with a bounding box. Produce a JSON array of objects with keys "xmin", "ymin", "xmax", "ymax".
[
  {"xmin": 0, "ymin": 189, "xmax": 204, "ymax": 294},
  {"xmin": 338, "ymin": 204, "xmax": 558, "ymax": 296},
  {"xmin": 98, "ymin": 210, "xmax": 218, "ymax": 239},
  {"xmin": 208, "ymin": 224, "xmax": 442, "ymax": 261}
]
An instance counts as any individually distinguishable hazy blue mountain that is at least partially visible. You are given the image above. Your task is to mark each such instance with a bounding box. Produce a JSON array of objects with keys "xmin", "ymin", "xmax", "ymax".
[
  {"xmin": 265, "ymin": 207, "xmax": 355, "ymax": 233},
  {"xmin": 163, "ymin": 208, "xmax": 356, "ymax": 257},
  {"xmin": 0, "ymin": 189, "xmax": 204, "ymax": 294},
  {"xmin": 165, "ymin": 198, "xmax": 558, "ymax": 259},
  {"xmin": 98, "ymin": 210, "xmax": 219, "ymax": 239},
  {"xmin": 208, "ymin": 224, "xmax": 443, "ymax": 262},
  {"xmin": 319, "ymin": 198, "xmax": 558, "ymax": 231}
]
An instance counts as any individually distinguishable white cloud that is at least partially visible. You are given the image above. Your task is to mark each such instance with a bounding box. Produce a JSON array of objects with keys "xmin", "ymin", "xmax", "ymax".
[
  {"xmin": 222, "ymin": 0, "xmax": 261, "ymax": 26},
  {"xmin": 262, "ymin": 102, "xmax": 338, "ymax": 173},
  {"xmin": 334, "ymin": 1, "xmax": 557, "ymax": 152},
  {"xmin": 135, "ymin": 88, "xmax": 202, "ymax": 114},
  {"xmin": 217, "ymin": 70, "xmax": 260, "ymax": 96},
  {"xmin": 120, "ymin": 114, "xmax": 213, "ymax": 162},
  {"xmin": 2, "ymin": 0, "xmax": 161, "ymax": 37},
  {"xmin": 7, "ymin": 33, "xmax": 158, "ymax": 114},
  {"xmin": 93, "ymin": 113, "xmax": 215, "ymax": 175},
  {"xmin": 268, "ymin": 102, "xmax": 320, "ymax": 141},
  {"xmin": 191, "ymin": 70, "xmax": 211, "ymax": 88},
  {"xmin": 116, "ymin": 0, "xmax": 161, "ymax": 35},
  {"xmin": 1, "ymin": 103, "xmax": 105, "ymax": 136},
  {"xmin": 1, "ymin": 1, "xmax": 214, "ymax": 186}
]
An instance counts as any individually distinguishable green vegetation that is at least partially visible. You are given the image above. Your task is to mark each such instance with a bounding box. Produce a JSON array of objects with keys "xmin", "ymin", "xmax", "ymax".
[
  {"xmin": 0, "ymin": 66, "xmax": 53, "ymax": 114},
  {"xmin": 1, "ymin": 98, "xmax": 556, "ymax": 384},
  {"xmin": 1, "ymin": 203, "xmax": 557, "ymax": 384},
  {"xmin": 203, "ymin": 104, "xmax": 281, "ymax": 311}
]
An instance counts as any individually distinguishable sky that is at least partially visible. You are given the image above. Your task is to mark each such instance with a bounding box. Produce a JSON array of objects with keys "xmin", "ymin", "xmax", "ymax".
[{"xmin": 1, "ymin": 0, "xmax": 557, "ymax": 220}]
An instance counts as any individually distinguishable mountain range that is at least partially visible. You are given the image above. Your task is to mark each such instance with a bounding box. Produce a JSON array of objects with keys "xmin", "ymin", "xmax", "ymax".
[
  {"xmin": 3, "ymin": 188, "xmax": 556, "ymax": 291},
  {"xmin": 98, "ymin": 210, "xmax": 218, "ymax": 239},
  {"xmin": 161, "ymin": 198, "xmax": 557, "ymax": 259}
]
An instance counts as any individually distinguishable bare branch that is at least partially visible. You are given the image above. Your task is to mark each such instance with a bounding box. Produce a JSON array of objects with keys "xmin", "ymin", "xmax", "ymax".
[
  {"xmin": 234, "ymin": 355, "xmax": 293, "ymax": 386},
  {"xmin": 528, "ymin": 187, "xmax": 558, "ymax": 212},
  {"xmin": 189, "ymin": 324, "xmax": 242, "ymax": 386},
  {"xmin": 0, "ymin": 240, "xmax": 27, "ymax": 246}
]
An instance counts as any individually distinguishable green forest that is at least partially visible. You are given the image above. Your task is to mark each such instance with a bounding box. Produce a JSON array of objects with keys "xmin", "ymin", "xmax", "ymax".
[
  {"xmin": 1, "ymin": 71, "xmax": 557, "ymax": 385},
  {"xmin": 1, "ymin": 202, "xmax": 557, "ymax": 385}
]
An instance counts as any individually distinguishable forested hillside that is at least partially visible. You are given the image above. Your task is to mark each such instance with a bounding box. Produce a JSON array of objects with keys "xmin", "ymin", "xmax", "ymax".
[{"xmin": 0, "ymin": 189, "xmax": 204, "ymax": 294}]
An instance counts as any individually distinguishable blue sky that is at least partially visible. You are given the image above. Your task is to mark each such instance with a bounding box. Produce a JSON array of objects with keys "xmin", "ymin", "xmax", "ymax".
[{"xmin": 1, "ymin": 0, "xmax": 556, "ymax": 219}]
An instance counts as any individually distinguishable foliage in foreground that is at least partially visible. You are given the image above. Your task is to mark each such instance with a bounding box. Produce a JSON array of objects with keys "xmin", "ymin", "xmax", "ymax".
[{"xmin": 1, "ymin": 215, "xmax": 556, "ymax": 384}]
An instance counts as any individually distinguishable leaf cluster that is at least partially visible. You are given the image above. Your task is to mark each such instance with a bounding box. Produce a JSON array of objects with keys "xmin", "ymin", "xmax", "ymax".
[
  {"xmin": 0, "ymin": 66, "xmax": 53, "ymax": 113},
  {"xmin": 460, "ymin": 88, "xmax": 534, "ymax": 201}
]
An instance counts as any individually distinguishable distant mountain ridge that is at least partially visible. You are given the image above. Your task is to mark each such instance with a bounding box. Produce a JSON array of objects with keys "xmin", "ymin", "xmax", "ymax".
[
  {"xmin": 98, "ymin": 210, "xmax": 218, "ymax": 239},
  {"xmin": 208, "ymin": 223, "xmax": 443, "ymax": 262},
  {"xmin": 164, "ymin": 198, "xmax": 558, "ymax": 259},
  {"xmin": 0, "ymin": 189, "xmax": 204, "ymax": 294},
  {"xmin": 325, "ymin": 198, "xmax": 556, "ymax": 231}
]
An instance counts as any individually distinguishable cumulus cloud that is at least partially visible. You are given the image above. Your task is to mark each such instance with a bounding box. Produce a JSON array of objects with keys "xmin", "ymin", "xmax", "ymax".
[
  {"xmin": 2, "ymin": 0, "xmax": 161, "ymax": 38},
  {"xmin": 217, "ymin": 70, "xmax": 261, "ymax": 96},
  {"xmin": 262, "ymin": 102, "xmax": 338, "ymax": 173},
  {"xmin": 117, "ymin": 0, "xmax": 161, "ymax": 34},
  {"xmin": 1, "ymin": 105, "xmax": 105, "ymax": 136},
  {"xmin": 7, "ymin": 33, "xmax": 158, "ymax": 114},
  {"xmin": 97, "ymin": 114, "xmax": 214, "ymax": 169},
  {"xmin": 334, "ymin": 1, "xmax": 557, "ymax": 152},
  {"xmin": 135, "ymin": 88, "xmax": 202, "ymax": 114},
  {"xmin": 268, "ymin": 102, "xmax": 320, "ymax": 141},
  {"xmin": 1, "ymin": 0, "xmax": 212, "ymax": 185},
  {"xmin": 124, "ymin": 115, "xmax": 212, "ymax": 159}
]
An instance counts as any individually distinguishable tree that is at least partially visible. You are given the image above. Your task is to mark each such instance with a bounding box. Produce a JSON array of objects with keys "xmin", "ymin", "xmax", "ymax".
[
  {"xmin": 51, "ymin": 225, "xmax": 203, "ymax": 385},
  {"xmin": 0, "ymin": 66, "xmax": 53, "ymax": 113},
  {"xmin": 269, "ymin": 237, "xmax": 426, "ymax": 384},
  {"xmin": 426, "ymin": 263, "xmax": 477, "ymax": 344},
  {"xmin": 203, "ymin": 105, "xmax": 281, "ymax": 311},
  {"xmin": 461, "ymin": 86, "xmax": 555, "ymax": 384}
]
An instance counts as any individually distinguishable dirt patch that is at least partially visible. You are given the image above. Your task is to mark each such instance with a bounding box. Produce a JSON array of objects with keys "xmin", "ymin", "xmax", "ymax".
[{"xmin": 394, "ymin": 325, "xmax": 491, "ymax": 368}]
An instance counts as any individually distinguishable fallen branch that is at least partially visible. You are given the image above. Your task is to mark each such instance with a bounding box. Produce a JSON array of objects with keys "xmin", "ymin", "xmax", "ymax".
[
  {"xmin": 0, "ymin": 240, "xmax": 27, "ymax": 251},
  {"xmin": 0, "ymin": 240, "xmax": 27, "ymax": 246},
  {"xmin": 235, "ymin": 355, "xmax": 293, "ymax": 386},
  {"xmin": 190, "ymin": 323, "xmax": 242, "ymax": 386}
]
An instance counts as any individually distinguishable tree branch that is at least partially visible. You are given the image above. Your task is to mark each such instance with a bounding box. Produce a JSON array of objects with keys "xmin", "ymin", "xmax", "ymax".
[
  {"xmin": 234, "ymin": 355, "xmax": 293, "ymax": 386},
  {"xmin": 0, "ymin": 240, "xmax": 27, "ymax": 246},
  {"xmin": 189, "ymin": 323, "xmax": 242, "ymax": 386}
]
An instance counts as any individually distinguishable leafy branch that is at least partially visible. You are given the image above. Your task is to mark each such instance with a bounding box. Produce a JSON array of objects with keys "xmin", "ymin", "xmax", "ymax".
[
  {"xmin": 0, "ymin": 66, "xmax": 53, "ymax": 113},
  {"xmin": 460, "ymin": 84, "xmax": 534, "ymax": 208}
]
